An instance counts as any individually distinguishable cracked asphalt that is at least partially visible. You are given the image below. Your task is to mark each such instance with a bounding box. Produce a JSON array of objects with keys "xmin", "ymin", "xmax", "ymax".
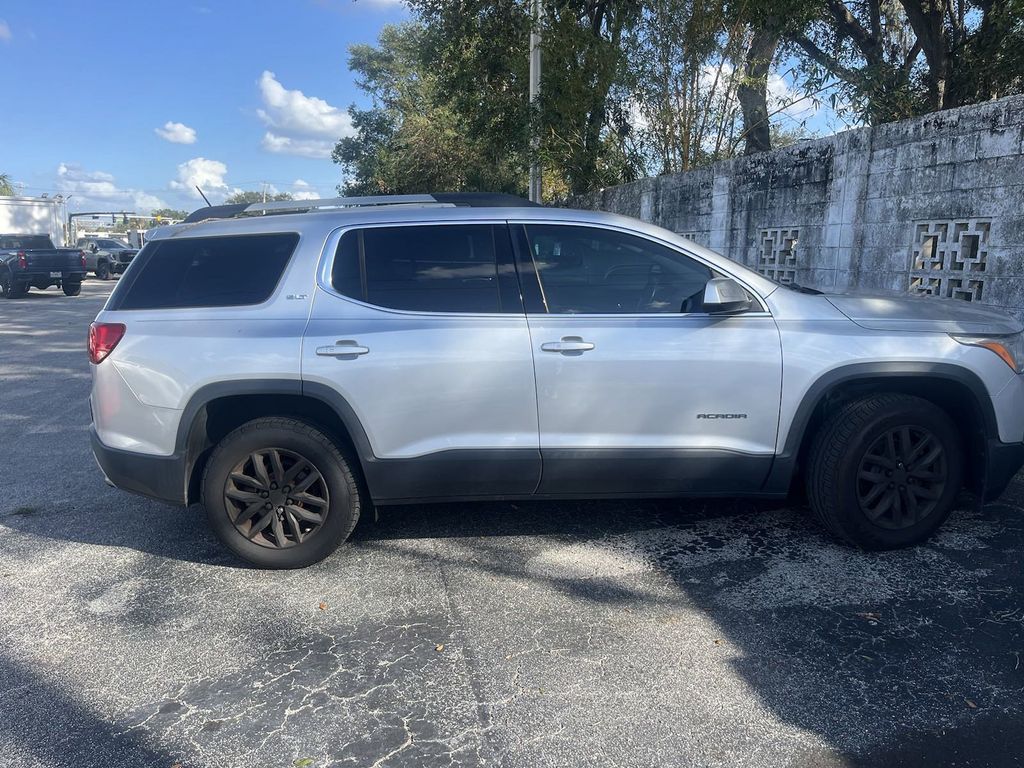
[{"xmin": 2, "ymin": 281, "xmax": 1024, "ymax": 768}]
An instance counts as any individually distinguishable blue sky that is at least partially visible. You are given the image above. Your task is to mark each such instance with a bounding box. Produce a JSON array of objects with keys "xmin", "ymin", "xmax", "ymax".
[{"xmin": 0, "ymin": 0, "xmax": 409, "ymax": 212}]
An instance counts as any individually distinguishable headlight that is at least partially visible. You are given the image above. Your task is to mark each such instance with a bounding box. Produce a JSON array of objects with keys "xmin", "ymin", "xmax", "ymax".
[{"xmin": 952, "ymin": 332, "xmax": 1024, "ymax": 373}]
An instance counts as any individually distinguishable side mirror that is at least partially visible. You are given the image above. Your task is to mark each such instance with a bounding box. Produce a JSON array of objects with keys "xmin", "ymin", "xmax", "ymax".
[
  {"xmin": 703, "ymin": 277, "xmax": 753, "ymax": 314},
  {"xmin": 90, "ymin": 244, "xmax": 98, "ymax": 252}
]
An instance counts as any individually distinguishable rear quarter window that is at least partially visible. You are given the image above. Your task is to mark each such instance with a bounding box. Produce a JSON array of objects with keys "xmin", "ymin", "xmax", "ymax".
[
  {"xmin": 109, "ymin": 232, "xmax": 299, "ymax": 310},
  {"xmin": 330, "ymin": 224, "xmax": 518, "ymax": 314}
]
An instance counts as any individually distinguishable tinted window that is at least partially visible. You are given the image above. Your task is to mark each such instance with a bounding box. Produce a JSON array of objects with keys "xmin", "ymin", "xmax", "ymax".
[
  {"xmin": 113, "ymin": 233, "xmax": 298, "ymax": 310},
  {"xmin": 332, "ymin": 225, "xmax": 503, "ymax": 313},
  {"xmin": 522, "ymin": 225, "xmax": 713, "ymax": 314},
  {"xmin": 1, "ymin": 235, "xmax": 53, "ymax": 250}
]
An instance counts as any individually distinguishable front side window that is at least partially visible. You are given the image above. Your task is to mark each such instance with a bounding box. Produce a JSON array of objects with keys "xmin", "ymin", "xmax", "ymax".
[
  {"xmin": 522, "ymin": 224, "xmax": 714, "ymax": 314},
  {"xmin": 112, "ymin": 232, "xmax": 298, "ymax": 310},
  {"xmin": 331, "ymin": 224, "xmax": 515, "ymax": 314}
]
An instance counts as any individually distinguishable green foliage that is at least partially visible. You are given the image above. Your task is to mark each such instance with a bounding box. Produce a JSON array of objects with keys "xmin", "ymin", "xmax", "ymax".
[
  {"xmin": 333, "ymin": 0, "xmax": 1024, "ymax": 197},
  {"xmin": 223, "ymin": 190, "xmax": 293, "ymax": 205},
  {"xmin": 150, "ymin": 207, "xmax": 189, "ymax": 222},
  {"xmin": 0, "ymin": 173, "xmax": 14, "ymax": 196},
  {"xmin": 333, "ymin": 23, "xmax": 518, "ymax": 195}
]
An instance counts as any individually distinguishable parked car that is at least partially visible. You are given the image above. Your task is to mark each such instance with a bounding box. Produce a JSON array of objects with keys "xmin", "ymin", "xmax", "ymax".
[
  {"xmin": 77, "ymin": 236, "xmax": 138, "ymax": 280},
  {"xmin": 0, "ymin": 234, "xmax": 87, "ymax": 298},
  {"xmin": 88, "ymin": 194, "xmax": 1024, "ymax": 568}
]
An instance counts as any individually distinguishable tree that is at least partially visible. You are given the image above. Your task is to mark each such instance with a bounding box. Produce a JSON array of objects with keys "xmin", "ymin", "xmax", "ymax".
[
  {"xmin": 0, "ymin": 173, "xmax": 14, "ymax": 196},
  {"xmin": 616, "ymin": 0, "xmax": 766, "ymax": 172},
  {"xmin": 784, "ymin": 0, "xmax": 1024, "ymax": 123},
  {"xmin": 150, "ymin": 208, "xmax": 189, "ymax": 222},
  {"xmin": 223, "ymin": 190, "xmax": 293, "ymax": 205},
  {"xmin": 334, "ymin": 0, "xmax": 1024, "ymax": 197},
  {"xmin": 333, "ymin": 23, "xmax": 510, "ymax": 195}
]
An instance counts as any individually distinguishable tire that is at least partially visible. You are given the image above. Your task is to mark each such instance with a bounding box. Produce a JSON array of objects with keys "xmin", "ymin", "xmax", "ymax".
[
  {"xmin": 201, "ymin": 417, "xmax": 362, "ymax": 568},
  {"xmin": 96, "ymin": 260, "xmax": 111, "ymax": 280},
  {"xmin": 806, "ymin": 393, "xmax": 963, "ymax": 550},
  {"xmin": 1, "ymin": 272, "xmax": 27, "ymax": 299},
  {"xmin": 62, "ymin": 281, "xmax": 82, "ymax": 297}
]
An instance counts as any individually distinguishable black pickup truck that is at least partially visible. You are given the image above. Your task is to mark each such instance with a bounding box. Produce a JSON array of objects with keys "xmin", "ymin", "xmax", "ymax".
[{"xmin": 0, "ymin": 234, "xmax": 87, "ymax": 298}]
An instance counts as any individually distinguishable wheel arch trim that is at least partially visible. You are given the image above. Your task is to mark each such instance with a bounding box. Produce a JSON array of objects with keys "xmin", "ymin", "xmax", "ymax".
[
  {"xmin": 764, "ymin": 361, "xmax": 998, "ymax": 493},
  {"xmin": 176, "ymin": 378, "xmax": 377, "ymax": 501}
]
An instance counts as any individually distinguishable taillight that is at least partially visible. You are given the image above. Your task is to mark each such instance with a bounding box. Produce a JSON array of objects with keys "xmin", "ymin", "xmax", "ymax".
[
  {"xmin": 88, "ymin": 322, "xmax": 126, "ymax": 365},
  {"xmin": 16, "ymin": 252, "xmax": 27, "ymax": 269},
  {"xmin": 80, "ymin": 250, "xmax": 87, "ymax": 268}
]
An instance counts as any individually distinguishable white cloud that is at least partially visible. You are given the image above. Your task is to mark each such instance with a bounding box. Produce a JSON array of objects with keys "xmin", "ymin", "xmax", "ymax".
[
  {"xmin": 0, "ymin": 20, "xmax": 11, "ymax": 42},
  {"xmin": 55, "ymin": 163, "xmax": 166, "ymax": 212},
  {"xmin": 290, "ymin": 179, "xmax": 321, "ymax": 200},
  {"xmin": 261, "ymin": 132, "xmax": 336, "ymax": 159},
  {"xmin": 256, "ymin": 71, "xmax": 353, "ymax": 158},
  {"xmin": 155, "ymin": 121, "xmax": 197, "ymax": 144},
  {"xmin": 169, "ymin": 157, "xmax": 239, "ymax": 202},
  {"xmin": 767, "ymin": 74, "xmax": 818, "ymax": 123}
]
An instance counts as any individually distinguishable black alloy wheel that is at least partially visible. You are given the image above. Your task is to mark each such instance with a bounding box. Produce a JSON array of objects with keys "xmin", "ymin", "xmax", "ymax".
[
  {"xmin": 223, "ymin": 448, "xmax": 329, "ymax": 549},
  {"xmin": 855, "ymin": 426, "xmax": 947, "ymax": 530},
  {"xmin": 806, "ymin": 393, "xmax": 963, "ymax": 549}
]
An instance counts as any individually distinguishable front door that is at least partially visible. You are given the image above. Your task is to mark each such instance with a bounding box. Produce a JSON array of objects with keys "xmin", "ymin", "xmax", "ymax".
[
  {"xmin": 303, "ymin": 221, "xmax": 540, "ymax": 502},
  {"xmin": 512, "ymin": 222, "xmax": 783, "ymax": 496}
]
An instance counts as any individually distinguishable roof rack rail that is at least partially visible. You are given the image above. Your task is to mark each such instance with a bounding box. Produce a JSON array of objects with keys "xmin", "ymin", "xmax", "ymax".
[{"xmin": 182, "ymin": 192, "xmax": 538, "ymax": 224}]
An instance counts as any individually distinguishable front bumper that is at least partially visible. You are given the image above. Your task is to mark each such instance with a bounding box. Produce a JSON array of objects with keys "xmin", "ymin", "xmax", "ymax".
[
  {"xmin": 984, "ymin": 439, "xmax": 1024, "ymax": 501},
  {"xmin": 90, "ymin": 427, "xmax": 188, "ymax": 506}
]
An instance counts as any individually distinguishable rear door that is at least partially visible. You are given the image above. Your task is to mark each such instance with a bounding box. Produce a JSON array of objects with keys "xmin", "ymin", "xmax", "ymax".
[
  {"xmin": 302, "ymin": 221, "xmax": 540, "ymax": 502},
  {"xmin": 513, "ymin": 221, "xmax": 783, "ymax": 496}
]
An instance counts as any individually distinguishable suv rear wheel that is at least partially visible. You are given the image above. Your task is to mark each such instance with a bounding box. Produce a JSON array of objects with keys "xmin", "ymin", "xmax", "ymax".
[
  {"xmin": 96, "ymin": 260, "xmax": 111, "ymax": 280},
  {"xmin": 806, "ymin": 393, "xmax": 963, "ymax": 550},
  {"xmin": 201, "ymin": 417, "xmax": 362, "ymax": 568},
  {"xmin": 62, "ymin": 280, "xmax": 82, "ymax": 296}
]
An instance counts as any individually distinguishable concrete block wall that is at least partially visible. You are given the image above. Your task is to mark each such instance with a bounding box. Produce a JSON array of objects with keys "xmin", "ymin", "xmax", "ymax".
[{"xmin": 573, "ymin": 94, "xmax": 1024, "ymax": 319}]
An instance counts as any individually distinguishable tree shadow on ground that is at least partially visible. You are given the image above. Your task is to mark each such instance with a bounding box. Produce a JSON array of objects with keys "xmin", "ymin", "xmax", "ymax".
[{"xmin": 0, "ymin": 653, "xmax": 180, "ymax": 767}]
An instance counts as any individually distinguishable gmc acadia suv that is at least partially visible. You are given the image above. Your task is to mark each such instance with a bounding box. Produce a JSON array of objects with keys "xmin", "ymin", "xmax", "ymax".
[{"xmin": 88, "ymin": 194, "xmax": 1024, "ymax": 568}]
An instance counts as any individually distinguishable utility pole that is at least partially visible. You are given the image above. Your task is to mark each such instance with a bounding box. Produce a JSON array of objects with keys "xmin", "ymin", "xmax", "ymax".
[
  {"xmin": 262, "ymin": 181, "xmax": 268, "ymax": 203},
  {"xmin": 528, "ymin": 0, "xmax": 542, "ymax": 203}
]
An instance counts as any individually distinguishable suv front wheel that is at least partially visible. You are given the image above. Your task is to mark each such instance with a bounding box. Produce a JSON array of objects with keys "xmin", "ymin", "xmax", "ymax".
[
  {"xmin": 201, "ymin": 417, "xmax": 362, "ymax": 568},
  {"xmin": 806, "ymin": 393, "xmax": 963, "ymax": 550}
]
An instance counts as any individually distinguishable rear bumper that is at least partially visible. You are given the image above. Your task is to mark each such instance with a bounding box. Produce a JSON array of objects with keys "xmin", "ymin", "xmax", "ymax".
[
  {"xmin": 90, "ymin": 427, "xmax": 188, "ymax": 506},
  {"xmin": 984, "ymin": 439, "xmax": 1024, "ymax": 501},
  {"xmin": 17, "ymin": 270, "xmax": 86, "ymax": 282}
]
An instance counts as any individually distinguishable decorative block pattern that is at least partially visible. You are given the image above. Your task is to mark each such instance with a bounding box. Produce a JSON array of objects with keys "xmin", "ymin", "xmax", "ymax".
[
  {"xmin": 755, "ymin": 228, "xmax": 799, "ymax": 284},
  {"xmin": 908, "ymin": 219, "xmax": 991, "ymax": 301}
]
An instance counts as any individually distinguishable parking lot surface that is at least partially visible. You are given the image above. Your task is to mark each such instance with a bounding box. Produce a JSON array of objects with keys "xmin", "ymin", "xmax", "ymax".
[{"xmin": 1, "ymin": 281, "xmax": 1023, "ymax": 767}]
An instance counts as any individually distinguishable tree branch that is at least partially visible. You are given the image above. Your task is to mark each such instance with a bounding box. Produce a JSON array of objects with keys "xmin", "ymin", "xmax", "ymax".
[{"xmin": 791, "ymin": 34, "xmax": 860, "ymax": 84}]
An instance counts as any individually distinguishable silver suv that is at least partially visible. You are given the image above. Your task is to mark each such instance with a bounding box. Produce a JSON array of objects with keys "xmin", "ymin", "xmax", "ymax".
[{"xmin": 89, "ymin": 194, "xmax": 1024, "ymax": 568}]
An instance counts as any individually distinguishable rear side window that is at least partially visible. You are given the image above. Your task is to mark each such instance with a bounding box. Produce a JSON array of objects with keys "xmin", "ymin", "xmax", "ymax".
[
  {"xmin": 331, "ymin": 224, "xmax": 514, "ymax": 313},
  {"xmin": 112, "ymin": 233, "xmax": 298, "ymax": 310}
]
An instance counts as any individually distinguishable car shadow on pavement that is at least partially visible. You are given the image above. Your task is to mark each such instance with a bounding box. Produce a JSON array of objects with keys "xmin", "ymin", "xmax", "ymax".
[{"xmin": 360, "ymin": 490, "xmax": 1024, "ymax": 766}]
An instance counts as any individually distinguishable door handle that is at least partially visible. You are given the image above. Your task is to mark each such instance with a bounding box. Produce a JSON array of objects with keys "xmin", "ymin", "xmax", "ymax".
[
  {"xmin": 316, "ymin": 340, "xmax": 369, "ymax": 357},
  {"xmin": 541, "ymin": 337, "xmax": 595, "ymax": 353}
]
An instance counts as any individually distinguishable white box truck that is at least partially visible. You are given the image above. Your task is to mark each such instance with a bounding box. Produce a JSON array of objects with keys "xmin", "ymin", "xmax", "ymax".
[{"xmin": 0, "ymin": 196, "xmax": 69, "ymax": 246}]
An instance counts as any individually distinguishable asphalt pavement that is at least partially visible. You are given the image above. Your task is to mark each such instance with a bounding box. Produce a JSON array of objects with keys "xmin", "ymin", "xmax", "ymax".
[{"xmin": 1, "ymin": 281, "xmax": 1023, "ymax": 768}]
